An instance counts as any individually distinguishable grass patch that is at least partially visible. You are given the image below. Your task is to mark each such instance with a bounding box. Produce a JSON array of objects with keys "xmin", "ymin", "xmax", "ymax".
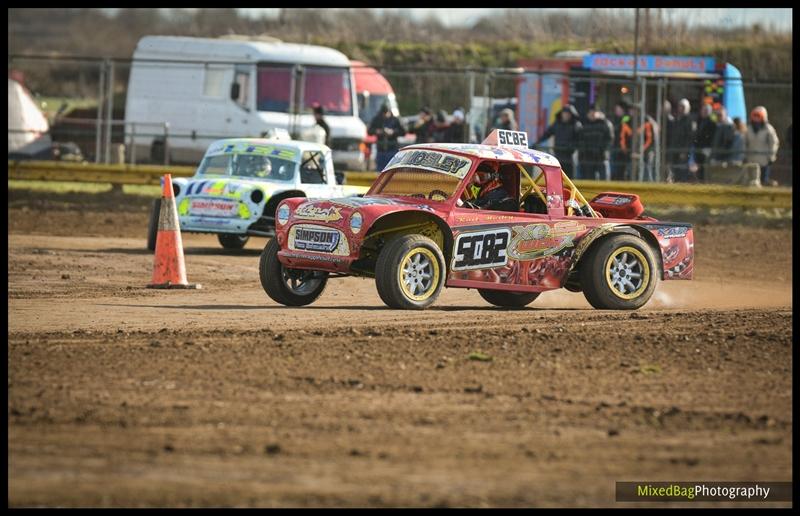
[{"xmin": 8, "ymin": 180, "xmax": 160, "ymax": 197}]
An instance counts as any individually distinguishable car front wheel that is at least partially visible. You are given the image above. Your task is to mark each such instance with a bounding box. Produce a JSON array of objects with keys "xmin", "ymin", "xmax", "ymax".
[
  {"xmin": 580, "ymin": 234, "xmax": 657, "ymax": 310},
  {"xmin": 375, "ymin": 234, "xmax": 445, "ymax": 310},
  {"xmin": 259, "ymin": 238, "xmax": 328, "ymax": 306},
  {"xmin": 218, "ymin": 234, "xmax": 250, "ymax": 249}
]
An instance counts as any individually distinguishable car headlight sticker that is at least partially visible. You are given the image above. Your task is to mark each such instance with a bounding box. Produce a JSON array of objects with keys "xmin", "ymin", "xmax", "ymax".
[
  {"xmin": 350, "ymin": 211, "xmax": 363, "ymax": 234},
  {"xmin": 277, "ymin": 204, "xmax": 291, "ymax": 225}
]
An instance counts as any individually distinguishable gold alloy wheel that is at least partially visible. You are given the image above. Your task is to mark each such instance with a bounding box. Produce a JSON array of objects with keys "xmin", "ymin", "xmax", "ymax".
[
  {"xmin": 604, "ymin": 246, "xmax": 650, "ymax": 300},
  {"xmin": 397, "ymin": 247, "xmax": 440, "ymax": 301}
]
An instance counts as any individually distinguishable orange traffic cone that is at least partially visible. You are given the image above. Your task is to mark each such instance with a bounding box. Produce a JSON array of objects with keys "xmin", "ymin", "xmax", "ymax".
[{"xmin": 147, "ymin": 174, "xmax": 200, "ymax": 289}]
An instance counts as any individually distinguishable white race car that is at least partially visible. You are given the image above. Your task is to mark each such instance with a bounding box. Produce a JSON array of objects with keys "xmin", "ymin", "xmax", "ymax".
[{"xmin": 147, "ymin": 137, "xmax": 368, "ymax": 249}]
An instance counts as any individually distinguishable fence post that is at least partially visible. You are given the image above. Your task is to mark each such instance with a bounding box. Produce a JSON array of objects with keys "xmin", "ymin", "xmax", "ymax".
[
  {"xmin": 638, "ymin": 77, "xmax": 647, "ymax": 181},
  {"xmin": 94, "ymin": 60, "xmax": 105, "ymax": 163},
  {"xmin": 130, "ymin": 123, "xmax": 137, "ymax": 166},
  {"xmin": 655, "ymin": 78, "xmax": 664, "ymax": 182},
  {"xmin": 164, "ymin": 123, "xmax": 170, "ymax": 166},
  {"xmin": 104, "ymin": 59, "xmax": 114, "ymax": 164}
]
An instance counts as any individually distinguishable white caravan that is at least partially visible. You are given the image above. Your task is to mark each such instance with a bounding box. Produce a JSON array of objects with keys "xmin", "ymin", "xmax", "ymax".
[{"xmin": 124, "ymin": 36, "xmax": 366, "ymax": 171}]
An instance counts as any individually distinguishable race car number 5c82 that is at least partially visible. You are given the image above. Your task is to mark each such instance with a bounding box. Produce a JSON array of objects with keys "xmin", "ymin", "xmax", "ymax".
[{"xmin": 452, "ymin": 228, "xmax": 511, "ymax": 271}]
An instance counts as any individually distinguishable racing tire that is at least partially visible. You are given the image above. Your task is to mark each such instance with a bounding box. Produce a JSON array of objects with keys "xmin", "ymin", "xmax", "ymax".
[
  {"xmin": 259, "ymin": 238, "xmax": 328, "ymax": 307},
  {"xmin": 147, "ymin": 198, "xmax": 161, "ymax": 251},
  {"xmin": 218, "ymin": 234, "xmax": 250, "ymax": 249},
  {"xmin": 375, "ymin": 234, "xmax": 445, "ymax": 310},
  {"xmin": 579, "ymin": 234, "xmax": 658, "ymax": 310},
  {"xmin": 478, "ymin": 289, "xmax": 540, "ymax": 308}
]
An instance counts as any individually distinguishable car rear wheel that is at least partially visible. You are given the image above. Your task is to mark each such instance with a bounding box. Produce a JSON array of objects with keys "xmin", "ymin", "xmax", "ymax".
[
  {"xmin": 478, "ymin": 289, "xmax": 540, "ymax": 308},
  {"xmin": 218, "ymin": 234, "xmax": 250, "ymax": 249},
  {"xmin": 580, "ymin": 234, "xmax": 657, "ymax": 310},
  {"xmin": 147, "ymin": 198, "xmax": 161, "ymax": 251},
  {"xmin": 259, "ymin": 238, "xmax": 328, "ymax": 306},
  {"xmin": 375, "ymin": 234, "xmax": 445, "ymax": 310}
]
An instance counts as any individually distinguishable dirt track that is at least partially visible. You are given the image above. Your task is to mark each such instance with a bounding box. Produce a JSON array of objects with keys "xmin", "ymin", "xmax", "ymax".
[{"xmin": 7, "ymin": 190, "xmax": 793, "ymax": 507}]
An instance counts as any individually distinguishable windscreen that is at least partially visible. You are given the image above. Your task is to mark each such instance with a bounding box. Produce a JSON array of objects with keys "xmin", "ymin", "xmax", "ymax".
[
  {"xmin": 257, "ymin": 65, "xmax": 353, "ymax": 116},
  {"xmin": 370, "ymin": 167, "xmax": 462, "ymax": 202},
  {"xmin": 197, "ymin": 153, "xmax": 296, "ymax": 182}
]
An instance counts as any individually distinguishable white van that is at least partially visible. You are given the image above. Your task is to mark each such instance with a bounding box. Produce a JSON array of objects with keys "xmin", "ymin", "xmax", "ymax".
[{"xmin": 124, "ymin": 35, "xmax": 366, "ymax": 171}]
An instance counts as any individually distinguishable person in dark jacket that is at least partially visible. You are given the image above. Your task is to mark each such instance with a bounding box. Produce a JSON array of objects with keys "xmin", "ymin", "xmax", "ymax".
[
  {"xmin": 447, "ymin": 108, "xmax": 467, "ymax": 143},
  {"xmin": 431, "ymin": 110, "xmax": 450, "ymax": 143},
  {"xmin": 535, "ymin": 104, "xmax": 582, "ymax": 178},
  {"xmin": 312, "ymin": 104, "xmax": 331, "ymax": 147},
  {"xmin": 368, "ymin": 103, "xmax": 407, "ymax": 171},
  {"xmin": 411, "ymin": 106, "xmax": 434, "ymax": 144},
  {"xmin": 610, "ymin": 101, "xmax": 631, "ymax": 181},
  {"xmin": 668, "ymin": 98, "xmax": 696, "ymax": 183},
  {"xmin": 578, "ymin": 104, "xmax": 614, "ymax": 181},
  {"xmin": 711, "ymin": 106, "xmax": 735, "ymax": 164},
  {"xmin": 693, "ymin": 103, "xmax": 716, "ymax": 183}
]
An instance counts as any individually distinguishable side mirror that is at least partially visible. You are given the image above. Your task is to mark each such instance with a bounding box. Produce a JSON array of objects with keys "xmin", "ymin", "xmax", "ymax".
[{"xmin": 230, "ymin": 83, "xmax": 240, "ymax": 101}]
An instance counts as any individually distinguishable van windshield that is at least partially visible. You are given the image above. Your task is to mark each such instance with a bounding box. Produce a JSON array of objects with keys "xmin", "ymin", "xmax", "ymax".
[
  {"xmin": 197, "ymin": 153, "xmax": 296, "ymax": 182},
  {"xmin": 257, "ymin": 65, "xmax": 353, "ymax": 116},
  {"xmin": 358, "ymin": 93, "xmax": 398, "ymax": 125}
]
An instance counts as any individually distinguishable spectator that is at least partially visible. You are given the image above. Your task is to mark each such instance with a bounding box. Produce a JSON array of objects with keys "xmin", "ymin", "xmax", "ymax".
[
  {"xmin": 578, "ymin": 104, "xmax": 613, "ymax": 181},
  {"xmin": 637, "ymin": 112, "xmax": 659, "ymax": 182},
  {"xmin": 610, "ymin": 101, "xmax": 630, "ymax": 181},
  {"xmin": 693, "ymin": 103, "xmax": 716, "ymax": 183},
  {"xmin": 448, "ymin": 108, "xmax": 467, "ymax": 143},
  {"xmin": 312, "ymin": 104, "xmax": 331, "ymax": 147},
  {"xmin": 618, "ymin": 108, "xmax": 634, "ymax": 180},
  {"xmin": 411, "ymin": 106, "xmax": 434, "ymax": 144},
  {"xmin": 368, "ymin": 102, "xmax": 407, "ymax": 171},
  {"xmin": 431, "ymin": 109, "xmax": 450, "ymax": 143},
  {"xmin": 729, "ymin": 117, "xmax": 746, "ymax": 165},
  {"xmin": 669, "ymin": 98, "xmax": 696, "ymax": 183},
  {"xmin": 534, "ymin": 104, "xmax": 582, "ymax": 178},
  {"xmin": 711, "ymin": 106, "xmax": 735, "ymax": 165},
  {"xmin": 662, "ymin": 100, "xmax": 676, "ymax": 181},
  {"xmin": 495, "ymin": 108, "xmax": 518, "ymax": 131},
  {"xmin": 745, "ymin": 106, "xmax": 780, "ymax": 185}
]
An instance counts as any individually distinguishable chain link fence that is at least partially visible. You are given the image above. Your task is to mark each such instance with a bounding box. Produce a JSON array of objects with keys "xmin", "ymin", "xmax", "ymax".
[{"xmin": 8, "ymin": 54, "xmax": 793, "ymax": 186}]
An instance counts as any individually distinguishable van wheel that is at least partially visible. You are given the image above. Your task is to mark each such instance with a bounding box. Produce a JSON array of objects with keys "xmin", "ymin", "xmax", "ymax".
[
  {"xmin": 478, "ymin": 289, "xmax": 540, "ymax": 308},
  {"xmin": 218, "ymin": 234, "xmax": 249, "ymax": 249},
  {"xmin": 147, "ymin": 198, "xmax": 161, "ymax": 251},
  {"xmin": 580, "ymin": 234, "xmax": 658, "ymax": 310},
  {"xmin": 375, "ymin": 234, "xmax": 445, "ymax": 310},
  {"xmin": 259, "ymin": 238, "xmax": 328, "ymax": 306}
]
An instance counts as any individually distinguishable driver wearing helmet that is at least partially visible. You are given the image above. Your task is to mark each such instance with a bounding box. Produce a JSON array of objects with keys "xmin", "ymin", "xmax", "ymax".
[
  {"xmin": 468, "ymin": 161, "xmax": 514, "ymax": 211},
  {"xmin": 240, "ymin": 155, "xmax": 272, "ymax": 178}
]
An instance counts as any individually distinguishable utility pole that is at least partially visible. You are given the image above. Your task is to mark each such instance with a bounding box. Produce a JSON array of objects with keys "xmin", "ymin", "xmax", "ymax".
[{"xmin": 631, "ymin": 8, "xmax": 640, "ymax": 181}]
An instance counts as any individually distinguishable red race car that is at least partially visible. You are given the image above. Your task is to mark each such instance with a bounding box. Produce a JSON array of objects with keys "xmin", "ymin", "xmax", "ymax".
[{"xmin": 260, "ymin": 129, "xmax": 693, "ymax": 310}]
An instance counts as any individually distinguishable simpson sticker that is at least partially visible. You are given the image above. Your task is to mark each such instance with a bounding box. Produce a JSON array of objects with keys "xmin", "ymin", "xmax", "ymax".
[
  {"xmin": 293, "ymin": 227, "xmax": 340, "ymax": 252},
  {"xmin": 384, "ymin": 150, "xmax": 472, "ymax": 178},
  {"xmin": 452, "ymin": 228, "xmax": 511, "ymax": 271},
  {"xmin": 507, "ymin": 221, "xmax": 586, "ymax": 261},
  {"xmin": 295, "ymin": 203, "xmax": 343, "ymax": 223}
]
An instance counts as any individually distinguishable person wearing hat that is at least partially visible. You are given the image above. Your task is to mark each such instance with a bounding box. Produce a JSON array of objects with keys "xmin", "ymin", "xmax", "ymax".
[
  {"xmin": 368, "ymin": 102, "xmax": 407, "ymax": 171},
  {"xmin": 448, "ymin": 108, "xmax": 467, "ymax": 143},
  {"xmin": 578, "ymin": 104, "xmax": 614, "ymax": 181},
  {"xmin": 745, "ymin": 106, "xmax": 780, "ymax": 185},
  {"xmin": 534, "ymin": 104, "xmax": 582, "ymax": 179}
]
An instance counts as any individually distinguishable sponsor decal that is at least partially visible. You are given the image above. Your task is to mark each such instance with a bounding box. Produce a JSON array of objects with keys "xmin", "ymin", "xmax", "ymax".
[
  {"xmin": 282, "ymin": 251, "xmax": 347, "ymax": 263},
  {"xmin": 452, "ymin": 228, "xmax": 511, "ymax": 271},
  {"xmin": 295, "ymin": 203, "xmax": 343, "ymax": 223},
  {"xmin": 546, "ymin": 193, "xmax": 563, "ymax": 210},
  {"xmin": 656, "ymin": 226, "xmax": 690, "ymax": 239},
  {"xmin": 332, "ymin": 197, "xmax": 400, "ymax": 208},
  {"xmin": 189, "ymin": 198, "xmax": 239, "ymax": 217},
  {"xmin": 293, "ymin": 227, "xmax": 340, "ymax": 253},
  {"xmin": 206, "ymin": 141, "xmax": 298, "ymax": 161},
  {"xmin": 507, "ymin": 221, "xmax": 586, "ymax": 261},
  {"xmin": 385, "ymin": 149, "xmax": 472, "ymax": 178}
]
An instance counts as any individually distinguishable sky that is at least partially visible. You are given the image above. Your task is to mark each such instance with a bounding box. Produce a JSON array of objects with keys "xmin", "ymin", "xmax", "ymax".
[{"xmin": 236, "ymin": 8, "xmax": 793, "ymax": 32}]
